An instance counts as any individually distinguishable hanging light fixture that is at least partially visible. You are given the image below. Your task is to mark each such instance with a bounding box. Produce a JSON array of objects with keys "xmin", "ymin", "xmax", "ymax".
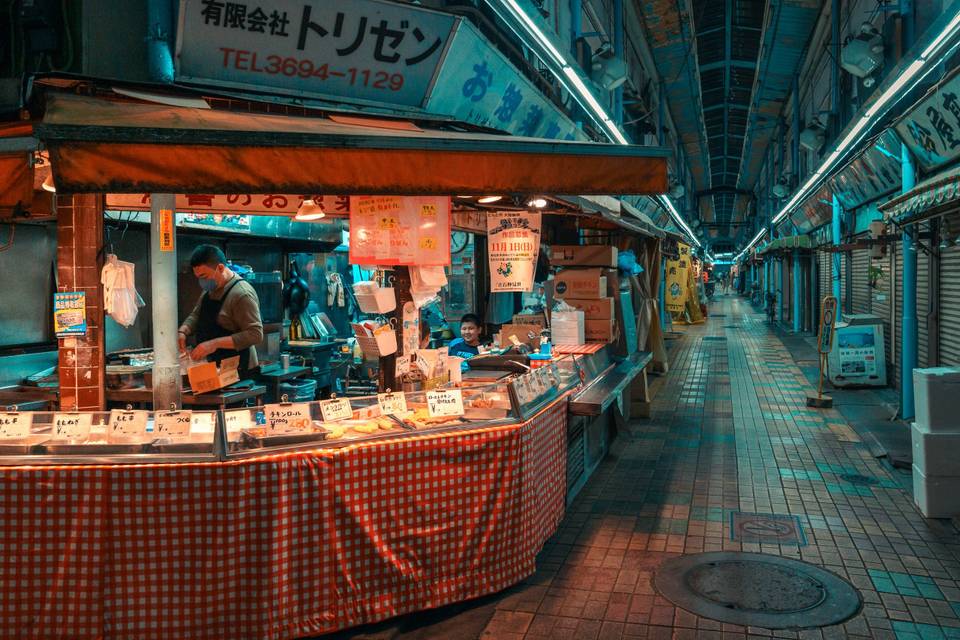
[
  {"xmin": 478, "ymin": 195, "xmax": 503, "ymax": 204},
  {"xmin": 295, "ymin": 198, "xmax": 325, "ymax": 221},
  {"xmin": 527, "ymin": 197, "xmax": 547, "ymax": 208}
]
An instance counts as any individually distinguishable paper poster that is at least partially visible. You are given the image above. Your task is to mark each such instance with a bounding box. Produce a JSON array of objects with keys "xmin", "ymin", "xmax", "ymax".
[
  {"xmin": 402, "ymin": 302, "xmax": 420, "ymax": 354},
  {"xmin": 349, "ymin": 196, "xmax": 451, "ymax": 266},
  {"xmin": 487, "ymin": 212, "xmax": 541, "ymax": 292},
  {"xmin": 665, "ymin": 242, "xmax": 690, "ymax": 313},
  {"xmin": 159, "ymin": 209, "xmax": 175, "ymax": 252},
  {"xmin": 54, "ymin": 292, "xmax": 87, "ymax": 337}
]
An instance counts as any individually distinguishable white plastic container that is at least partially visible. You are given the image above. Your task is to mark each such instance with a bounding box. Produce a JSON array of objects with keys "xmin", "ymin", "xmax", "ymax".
[
  {"xmin": 911, "ymin": 422, "xmax": 960, "ymax": 476},
  {"xmin": 352, "ymin": 282, "xmax": 397, "ymax": 314},
  {"xmin": 913, "ymin": 466, "xmax": 960, "ymax": 518},
  {"xmin": 552, "ymin": 309, "xmax": 585, "ymax": 346},
  {"xmin": 913, "ymin": 367, "xmax": 960, "ymax": 432}
]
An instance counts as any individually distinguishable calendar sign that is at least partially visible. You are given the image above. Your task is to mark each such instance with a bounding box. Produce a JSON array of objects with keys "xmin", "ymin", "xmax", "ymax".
[
  {"xmin": 53, "ymin": 291, "xmax": 87, "ymax": 337},
  {"xmin": 0, "ymin": 412, "xmax": 31, "ymax": 439},
  {"xmin": 155, "ymin": 410, "xmax": 193, "ymax": 437},
  {"xmin": 426, "ymin": 389, "xmax": 464, "ymax": 417},
  {"xmin": 319, "ymin": 398, "xmax": 353, "ymax": 422},
  {"xmin": 52, "ymin": 413, "xmax": 92, "ymax": 440}
]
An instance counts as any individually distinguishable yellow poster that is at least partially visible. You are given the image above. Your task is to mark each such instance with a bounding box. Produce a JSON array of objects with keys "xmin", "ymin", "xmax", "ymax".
[{"xmin": 665, "ymin": 243, "xmax": 690, "ymax": 313}]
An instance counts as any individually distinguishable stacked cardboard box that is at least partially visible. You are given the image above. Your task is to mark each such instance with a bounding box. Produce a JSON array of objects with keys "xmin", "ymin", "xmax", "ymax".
[
  {"xmin": 549, "ymin": 245, "xmax": 618, "ymax": 344},
  {"xmin": 911, "ymin": 367, "xmax": 960, "ymax": 517}
]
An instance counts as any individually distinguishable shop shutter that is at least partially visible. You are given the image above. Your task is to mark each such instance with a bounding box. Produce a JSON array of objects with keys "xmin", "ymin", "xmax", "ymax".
[
  {"xmin": 819, "ymin": 250, "xmax": 832, "ymax": 307},
  {"xmin": 783, "ymin": 258, "xmax": 793, "ymax": 326},
  {"xmin": 940, "ymin": 212, "xmax": 960, "ymax": 366},
  {"xmin": 894, "ymin": 244, "xmax": 903, "ymax": 390},
  {"xmin": 871, "ymin": 245, "xmax": 894, "ymax": 382},
  {"xmin": 918, "ymin": 221, "xmax": 931, "ymax": 369},
  {"xmin": 851, "ymin": 243, "xmax": 871, "ymax": 314}
]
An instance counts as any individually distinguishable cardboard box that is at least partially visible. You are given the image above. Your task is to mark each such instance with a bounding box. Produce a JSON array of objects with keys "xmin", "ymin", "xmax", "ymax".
[
  {"xmin": 551, "ymin": 245, "xmax": 618, "ymax": 267},
  {"xmin": 561, "ymin": 297, "xmax": 614, "ymax": 320},
  {"xmin": 553, "ymin": 268, "xmax": 607, "ymax": 299},
  {"xmin": 585, "ymin": 317, "xmax": 615, "ymax": 342},
  {"xmin": 187, "ymin": 356, "xmax": 240, "ymax": 393},
  {"xmin": 501, "ymin": 324, "xmax": 542, "ymax": 349},
  {"xmin": 512, "ymin": 313, "xmax": 547, "ymax": 332}
]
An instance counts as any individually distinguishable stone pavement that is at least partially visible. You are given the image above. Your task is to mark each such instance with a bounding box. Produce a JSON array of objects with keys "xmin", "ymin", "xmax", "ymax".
[{"xmin": 324, "ymin": 295, "xmax": 960, "ymax": 640}]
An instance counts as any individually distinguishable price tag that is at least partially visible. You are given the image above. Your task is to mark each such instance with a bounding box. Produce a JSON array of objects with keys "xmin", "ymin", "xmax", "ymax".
[
  {"xmin": 190, "ymin": 412, "xmax": 216, "ymax": 433},
  {"xmin": 395, "ymin": 355, "xmax": 411, "ymax": 376},
  {"xmin": 108, "ymin": 410, "xmax": 148, "ymax": 438},
  {"xmin": 264, "ymin": 403, "xmax": 312, "ymax": 433},
  {"xmin": 52, "ymin": 413, "xmax": 92, "ymax": 440},
  {"xmin": 155, "ymin": 410, "xmax": 192, "ymax": 437},
  {"xmin": 0, "ymin": 412, "xmax": 31, "ymax": 439},
  {"xmin": 319, "ymin": 398, "xmax": 353, "ymax": 422},
  {"xmin": 377, "ymin": 392, "xmax": 408, "ymax": 415},
  {"xmin": 426, "ymin": 389, "xmax": 464, "ymax": 417},
  {"xmin": 224, "ymin": 409, "xmax": 252, "ymax": 432}
]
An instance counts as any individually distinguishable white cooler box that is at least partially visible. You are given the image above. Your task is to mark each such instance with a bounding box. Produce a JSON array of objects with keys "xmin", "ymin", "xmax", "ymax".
[
  {"xmin": 913, "ymin": 466, "xmax": 960, "ymax": 519},
  {"xmin": 913, "ymin": 367, "xmax": 960, "ymax": 432},
  {"xmin": 911, "ymin": 423, "xmax": 960, "ymax": 476},
  {"xmin": 552, "ymin": 309, "xmax": 585, "ymax": 346}
]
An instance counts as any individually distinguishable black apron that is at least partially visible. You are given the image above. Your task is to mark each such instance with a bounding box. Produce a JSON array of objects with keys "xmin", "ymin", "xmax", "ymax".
[{"xmin": 195, "ymin": 278, "xmax": 252, "ymax": 375}]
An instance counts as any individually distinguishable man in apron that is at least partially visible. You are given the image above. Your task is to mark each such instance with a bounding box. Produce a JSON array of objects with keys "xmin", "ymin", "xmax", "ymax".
[{"xmin": 178, "ymin": 245, "xmax": 264, "ymax": 378}]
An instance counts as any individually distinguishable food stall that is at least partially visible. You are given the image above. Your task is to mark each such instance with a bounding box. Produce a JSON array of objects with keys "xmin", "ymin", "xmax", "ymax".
[{"xmin": 0, "ymin": 84, "xmax": 669, "ymax": 638}]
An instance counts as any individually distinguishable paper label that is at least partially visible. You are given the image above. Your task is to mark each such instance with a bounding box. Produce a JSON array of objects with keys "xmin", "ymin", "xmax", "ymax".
[
  {"xmin": 109, "ymin": 410, "xmax": 148, "ymax": 438},
  {"xmin": 52, "ymin": 413, "xmax": 92, "ymax": 440},
  {"xmin": 395, "ymin": 354, "xmax": 412, "ymax": 376},
  {"xmin": 224, "ymin": 409, "xmax": 252, "ymax": 432},
  {"xmin": 319, "ymin": 398, "xmax": 353, "ymax": 422},
  {"xmin": 426, "ymin": 389, "xmax": 464, "ymax": 417},
  {"xmin": 190, "ymin": 412, "xmax": 216, "ymax": 433},
  {"xmin": 377, "ymin": 392, "xmax": 408, "ymax": 415},
  {"xmin": 159, "ymin": 209, "xmax": 175, "ymax": 252},
  {"xmin": 264, "ymin": 403, "xmax": 312, "ymax": 433},
  {"xmin": 0, "ymin": 412, "xmax": 31, "ymax": 439},
  {"xmin": 155, "ymin": 410, "xmax": 193, "ymax": 437}
]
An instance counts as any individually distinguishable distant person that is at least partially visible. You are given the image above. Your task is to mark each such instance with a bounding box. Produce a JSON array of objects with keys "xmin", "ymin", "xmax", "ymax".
[{"xmin": 447, "ymin": 313, "xmax": 483, "ymax": 359}]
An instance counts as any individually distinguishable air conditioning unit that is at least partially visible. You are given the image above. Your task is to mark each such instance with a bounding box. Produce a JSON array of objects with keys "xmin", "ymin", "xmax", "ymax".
[
  {"xmin": 841, "ymin": 22, "xmax": 884, "ymax": 86},
  {"xmin": 772, "ymin": 175, "xmax": 792, "ymax": 199},
  {"xmin": 799, "ymin": 117, "xmax": 827, "ymax": 152}
]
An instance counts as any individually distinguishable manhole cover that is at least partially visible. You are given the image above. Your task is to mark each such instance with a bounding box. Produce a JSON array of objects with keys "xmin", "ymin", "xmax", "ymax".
[
  {"xmin": 839, "ymin": 473, "xmax": 879, "ymax": 486},
  {"xmin": 655, "ymin": 552, "xmax": 862, "ymax": 629},
  {"xmin": 730, "ymin": 512, "xmax": 806, "ymax": 545}
]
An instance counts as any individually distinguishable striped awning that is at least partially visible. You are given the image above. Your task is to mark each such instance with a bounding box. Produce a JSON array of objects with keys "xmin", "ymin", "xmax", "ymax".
[
  {"xmin": 879, "ymin": 165, "xmax": 960, "ymax": 223},
  {"xmin": 758, "ymin": 235, "xmax": 812, "ymax": 255}
]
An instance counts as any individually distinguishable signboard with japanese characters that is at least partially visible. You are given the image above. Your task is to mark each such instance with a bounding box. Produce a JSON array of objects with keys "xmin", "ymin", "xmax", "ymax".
[
  {"xmin": 424, "ymin": 20, "xmax": 586, "ymax": 141},
  {"xmin": 487, "ymin": 212, "xmax": 541, "ymax": 292},
  {"xmin": 894, "ymin": 69, "xmax": 960, "ymax": 170},
  {"xmin": 105, "ymin": 193, "xmax": 350, "ymax": 217},
  {"xmin": 175, "ymin": 0, "xmax": 458, "ymax": 107},
  {"xmin": 349, "ymin": 196, "xmax": 451, "ymax": 266},
  {"xmin": 53, "ymin": 292, "xmax": 87, "ymax": 337}
]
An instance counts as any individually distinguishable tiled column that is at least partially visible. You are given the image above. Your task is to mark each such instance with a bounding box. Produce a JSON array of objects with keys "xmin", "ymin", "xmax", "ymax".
[{"xmin": 56, "ymin": 194, "xmax": 105, "ymax": 411}]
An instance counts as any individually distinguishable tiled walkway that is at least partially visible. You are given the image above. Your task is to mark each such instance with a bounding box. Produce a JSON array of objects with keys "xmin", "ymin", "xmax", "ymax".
[{"xmin": 329, "ymin": 296, "xmax": 960, "ymax": 640}]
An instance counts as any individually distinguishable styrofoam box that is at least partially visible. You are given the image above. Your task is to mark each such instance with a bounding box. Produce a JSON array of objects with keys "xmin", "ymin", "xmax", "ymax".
[
  {"xmin": 911, "ymin": 423, "xmax": 960, "ymax": 476},
  {"xmin": 913, "ymin": 466, "xmax": 960, "ymax": 518},
  {"xmin": 913, "ymin": 367, "xmax": 960, "ymax": 432}
]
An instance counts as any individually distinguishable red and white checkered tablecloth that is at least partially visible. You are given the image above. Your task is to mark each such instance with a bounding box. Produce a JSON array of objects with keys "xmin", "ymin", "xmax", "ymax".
[{"xmin": 0, "ymin": 400, "xmax": 567, "ymax": 640}]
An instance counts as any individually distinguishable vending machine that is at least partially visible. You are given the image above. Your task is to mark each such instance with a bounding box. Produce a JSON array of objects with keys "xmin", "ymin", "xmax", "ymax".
[{"xmin": 827, "ymin": 314, "xmax": 887, "ymax": 387}]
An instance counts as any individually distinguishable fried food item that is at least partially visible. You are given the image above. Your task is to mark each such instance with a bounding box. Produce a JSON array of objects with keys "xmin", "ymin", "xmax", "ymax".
[
  {"xmin": 352, "ymin": 421, "xmax": 379, "ymax": 434},
  {"xmin": 325, "ymin": 425, "xmax": 345, "ymax": 439}
]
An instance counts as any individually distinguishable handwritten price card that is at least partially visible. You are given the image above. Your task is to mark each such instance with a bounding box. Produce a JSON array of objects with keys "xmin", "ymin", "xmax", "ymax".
[
  {"xmin": 155, "ymin": 410, "xmax": 193, "ymax": 437},
  {"xmin": 426, "ymin": 389, "xmax": 464, "ymax": 418},
  {"xmin": 52, "ymin": 413, "xmax": 92, "ymax": 440},
  {"xmin": 319, "ymin": 398, "xmax": 353, "ymax": 422},
  {"xmin": 108, "ymin": 410, "xmax": 148, "ymax": 438},
  {"xmin": 224, "ymin": 409, "xmax": 253, "ymax": 432},
  {"xmin": 377, "ymin": 392, "xmax": 408, "ymax": 415},
  {"xmin": 264, "ymin": 403, "xmax": 312, "ymax": 433},
  {"xmin": 0, "ymin": 412, "xmax": 32, "ymax": 439}
]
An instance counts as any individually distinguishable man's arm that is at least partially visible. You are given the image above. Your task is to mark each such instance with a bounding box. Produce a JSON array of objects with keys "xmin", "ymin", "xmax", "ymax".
[{"xmin": 226, "ymin": 286, "xmax": 264, "ymax": 350}]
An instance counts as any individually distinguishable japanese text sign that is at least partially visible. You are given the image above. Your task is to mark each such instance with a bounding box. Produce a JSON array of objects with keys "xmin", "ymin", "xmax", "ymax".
[
  {"xmin": 53, "ymin": 292, "xmax": 87, "ymax": 337},
  {"xmin": 0, "ymin": 412, "xmax": 31, "ymax": 439},
  {"xmin": 426, "ymin": 389, "xmax": 464, "ymax": 417},
  {"xmin": 109, "ymin": 410, "xmax": 149, "ymax": 439},
  {"xmin": 155, "ymin": 410, "xmax": 193, "ymax": 437},
  {"xmin": 105, "ymin": 193, "xmax": 350, "ymax": 217},
  {"xmin": 53, "ymin": 413, "xmax": 92, "ymax": 440},
  {"xmin": 349, "ymin": 196, "xmax": 451, "ymax": 266},
  {"xmin": 265, "ymin": 402, "xmax": 312, "ymax": 432},
  {"xmin": 895, "ymin": 71, "xmax": 960, "ymax": 170},
  {"xmin": 159, "ymin": 209, "xmax": 175, "ymax": 252},
  {"xmin": 377, "ymin": 392, "xmax": 408, "ymax": 415},
  {"xmin": 319, "ymin": 397, "xmax": 353, "ymax": 422},
  {"xmin": 176, "ymin": 0, "xmax": 458, "ymax": 107},
  {"xmin": 487, "ymin": 212, "xmax": 541, "ymax": 292},
  {"xmin": 818, "ymin": 296, "xmax": 838, "ymax": 355},
  {"xmin": 224, "ymin": 409, "xmax": 253, "ymax": 431}
]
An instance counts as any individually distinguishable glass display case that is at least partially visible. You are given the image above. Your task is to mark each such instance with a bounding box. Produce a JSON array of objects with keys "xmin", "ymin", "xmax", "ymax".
[
  {"xmin": 0, "ymin": 408, "xmax": 220, "ymax": 465},
  {"xmin": 506, "ymin": 355, "xmax": 582, "ymax": 420}
]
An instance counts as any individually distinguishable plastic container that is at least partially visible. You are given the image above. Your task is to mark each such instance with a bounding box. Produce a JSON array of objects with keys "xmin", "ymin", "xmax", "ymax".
[
  {"xmin": 911, "ymin": 422, "xmax": 960, "ymax": 476},
  {"xmin": 278, "ymin": 378, "xmax": 317, "ymax": 402},
  {"xmin": 913, "ymin": 367, "xmax": 960, "ymax": 432},
  {"xmin": 913, "ymin": 466, "xmax": 960, "ymax": 518},
  {"xmin": 528, "ymin": 354, "xmax": 552, "ymax": 369},
  {"xmin": 353, "ymin": 282, "xmax": 396, "ymax": 314}
]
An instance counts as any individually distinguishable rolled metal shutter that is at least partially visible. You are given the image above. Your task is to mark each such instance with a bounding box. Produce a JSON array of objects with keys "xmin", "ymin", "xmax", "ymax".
[
  {"xmin": 871, "ymin": 245, "xmax": 894, "ymax": 381},
  {"xmin": 819, "ymin": 250, "xmax": 832, "ymax": 307},
  {"xmin": 851, "ymin": 242, "xmax": 871, "ymax": 314},
  {"xmin": 941, "ymin": 212, "xmax": 960, "ymax": 366},
  {"xmin": 918, "ymin": 221, "xmax": 931, "ymax": 369}
]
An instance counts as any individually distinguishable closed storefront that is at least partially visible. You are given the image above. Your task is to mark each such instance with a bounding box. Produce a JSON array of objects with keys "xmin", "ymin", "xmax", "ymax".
[
  {"xmin": 850, "ymin": 242, "xmax": 871, "ymax": 315},
  {"xmin": 871, "ymin": 243, "xmax": 894, "ymax": 381},
  {"xmin": 941, "ymin": 211, "xmax": 960, "ymax": 366}
]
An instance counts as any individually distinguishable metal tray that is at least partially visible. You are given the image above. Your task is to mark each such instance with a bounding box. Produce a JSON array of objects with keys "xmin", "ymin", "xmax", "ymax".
[
  {"xmin": 149, "ymin": 439, "xmax": 215, "ymax": 454},
  {"xmin": 0, "ymin": 435, "xmax": 49, "ymax": 455},
  {"xmin": 241, "ymin": 430, "xmax": 328, "ymax": 449},
  {"xmin": 41, "ymin": 441, "xmax": 150, "ymax": 455}
]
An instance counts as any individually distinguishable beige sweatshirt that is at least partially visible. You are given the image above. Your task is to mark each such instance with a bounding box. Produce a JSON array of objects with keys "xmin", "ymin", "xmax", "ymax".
[{"xmin": 180, "ymin": 275, "xmax": 264, "ymax": 370}]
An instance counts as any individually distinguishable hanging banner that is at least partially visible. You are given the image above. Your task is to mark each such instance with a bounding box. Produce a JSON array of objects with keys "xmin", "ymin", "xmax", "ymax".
[
  {"xmin": 175, "ymin": 0, "xmax": 458, "ymax": 108},
  {"xmin": 53, "ymin": 292, "xmax": 87, "ymax": 337},
  {"xmin": 105, "ymin": 193, "xmax": 350, "ymax": 217},
  {"xmin": 665, "ymin": 243, "xmax": 690, "ymax": 313},
  {"xmin": 894, "ymin": 68, "xmax": 960, "ymax": 170},
  {"xmin": 486, "ymin": 212, "xmax": 541, "ymax": 292},
  {"xmin": 349, "ymin": 196, "xmax": 451, "ymax": 266}
]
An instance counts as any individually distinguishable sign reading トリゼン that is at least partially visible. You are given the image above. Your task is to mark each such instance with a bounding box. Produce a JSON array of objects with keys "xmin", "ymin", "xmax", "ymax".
[
  {"xmin": 175, "ymin": 0, "xmax": 458, "ymax": 108},
  {"xmin": 486, "ymin": 212, "xmax": 541, "ymax": 292},
  {"xmin": 349, "ymin": 196, "xmax": 451, "ymax": 266}
]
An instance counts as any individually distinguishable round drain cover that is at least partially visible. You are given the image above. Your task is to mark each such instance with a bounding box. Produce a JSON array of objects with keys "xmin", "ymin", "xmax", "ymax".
[{"xmin": 655, "ymin": 552, "xmax": 861, "ymax": 629}]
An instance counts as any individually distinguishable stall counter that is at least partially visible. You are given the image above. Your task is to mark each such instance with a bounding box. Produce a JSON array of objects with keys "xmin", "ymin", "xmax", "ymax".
[{"xmin": 0, "ymin": 398, "xmax": 568, "ymax": 639}]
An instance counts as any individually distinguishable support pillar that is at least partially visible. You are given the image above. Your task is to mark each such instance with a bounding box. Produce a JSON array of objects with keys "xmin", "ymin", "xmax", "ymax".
[
  {"xmin": 901, "ymin": 144, "xmax": 918, "ymax": 420},
  {"xmin": 150, "ymin": 194, "xmax": 181, "ymax": 409},
  {"xmin": 832, "ymin": 195, "xmax": 842, "ymax": 309},
  {"xmin": 56, "ymin": 194, "xmax": 105, "ymax": 411},
  {"xmin": 659, "ymin": 258, "xmax": 666, "ymax": 328},
  {"xmin": 793, "ymin": 249, "xmax": 802, "ymax": 332}
]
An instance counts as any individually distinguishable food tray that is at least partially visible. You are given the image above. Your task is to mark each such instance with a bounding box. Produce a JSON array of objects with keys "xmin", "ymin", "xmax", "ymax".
[
  {"xmin": 41, "ymin": 441, "xmax": 150, "ymax": 455},
  {"xmin": 149, "ymin": 439, "xmax": 214, "ymax": 454},
  {"xmin": 241, "ymin": 429, "xmax": 327, "ymax": 448},
  {"xmin": 0, "ymin": 435, "xmax": 49, "ymax": 455}
]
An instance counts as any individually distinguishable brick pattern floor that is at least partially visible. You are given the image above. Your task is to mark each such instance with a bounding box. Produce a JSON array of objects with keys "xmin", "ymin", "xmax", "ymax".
[{"xmin": 328, "ymin": 296, "xmax": 960, "ymax": 640}]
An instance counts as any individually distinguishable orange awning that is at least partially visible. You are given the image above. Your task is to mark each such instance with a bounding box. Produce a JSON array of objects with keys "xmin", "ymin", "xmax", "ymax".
[{"xmin": 37, "ymin": 93, "xmax": 669, "ymax": 196}]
